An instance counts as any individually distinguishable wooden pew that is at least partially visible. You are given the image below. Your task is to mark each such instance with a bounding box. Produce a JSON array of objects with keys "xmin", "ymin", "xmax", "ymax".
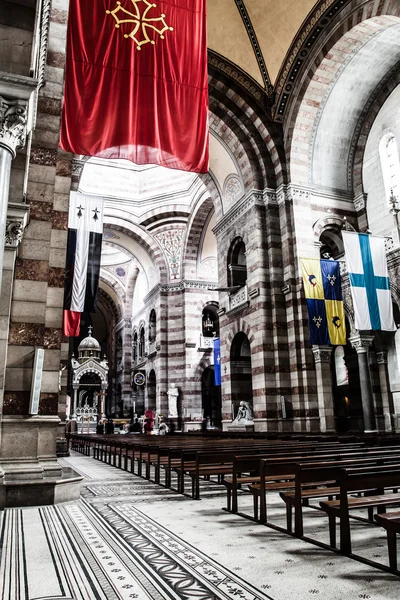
[
  {"xmin": 374, "ymin": 511, "xmax": 400, "ymax": 570},
  {"xmin": 320, "ymin": 464, "xmax": 400, "ymax": 555},
  {"xmin": 258, "ymin": 449, "xmax": 400, "ymax": 529},
  {"xmin": 226, "ymin": 443, "xmax": 366, "ymax": 514}
]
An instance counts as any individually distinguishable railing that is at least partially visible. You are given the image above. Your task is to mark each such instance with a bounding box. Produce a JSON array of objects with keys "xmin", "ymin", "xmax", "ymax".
[
  {"xmin": 198, "ymin": 335, "xmax": 214, "ymax": 350},
  {"xmin": 229, "ymin": 285, "xmax": 248, "ymax": 312}
]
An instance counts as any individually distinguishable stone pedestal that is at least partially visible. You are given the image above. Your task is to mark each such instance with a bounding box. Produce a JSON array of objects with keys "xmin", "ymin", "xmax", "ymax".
[{"xmin": 226, "ymin": 421, "xmax": 255, "ymax": 434}]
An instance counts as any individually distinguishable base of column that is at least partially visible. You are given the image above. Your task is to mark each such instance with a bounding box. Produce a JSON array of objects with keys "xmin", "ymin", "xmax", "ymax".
[
  {"xmin": 364, "ymin": 429, "xmax": 378, "ymax": 434},
  {"xmin": 0, "ymin": 415, "xmax": 82, "ymax": 508},
  {"xmin": 0, "ymin": 467, "xmax": 83, "ymax": 510}
]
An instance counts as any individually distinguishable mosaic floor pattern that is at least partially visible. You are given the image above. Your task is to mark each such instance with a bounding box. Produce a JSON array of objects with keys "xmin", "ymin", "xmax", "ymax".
[{"xmin": 0, "ymin": 452, "xmax": 399, "ymax": 600}]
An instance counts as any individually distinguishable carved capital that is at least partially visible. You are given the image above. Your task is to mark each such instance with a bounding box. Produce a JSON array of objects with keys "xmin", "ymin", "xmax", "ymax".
[
  {"xmin": 312, "ymin": 345, "xmax": 333, "ymax": 363},
  {"xmin": 5, "ymin": 202, "xmax": 29, "ymax": 248},
  {"xmin": 376, "ymin": 350, "xmax": 388, "ymax": 365},
  {"xmin": 349, "ymin": 334, "xmax": 374, "ymax": 354},
  {"xmin": 0, "ymin": 97, "xmax": 28, "ymax": 156}
]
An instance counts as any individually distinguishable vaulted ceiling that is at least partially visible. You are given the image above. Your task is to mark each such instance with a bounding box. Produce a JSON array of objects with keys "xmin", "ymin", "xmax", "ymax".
[{"xmin": 207, "ymin": 0, "xmax": 318, "ymax": 87}]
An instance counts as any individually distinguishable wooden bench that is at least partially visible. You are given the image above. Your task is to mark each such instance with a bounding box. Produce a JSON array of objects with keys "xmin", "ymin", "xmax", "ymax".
[
  {"xmin": 320, "ymin": 464, "xmax": 400, "ymax": 555},
  {"xmin": 374, "ymin": 511, "xmax": 400, "ymax": 570}
]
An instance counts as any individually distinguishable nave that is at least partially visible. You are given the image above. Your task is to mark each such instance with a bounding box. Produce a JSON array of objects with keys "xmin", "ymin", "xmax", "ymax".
[{"xmin": 1, "ymin": 450, "xmax": 399, "ymax": 600}]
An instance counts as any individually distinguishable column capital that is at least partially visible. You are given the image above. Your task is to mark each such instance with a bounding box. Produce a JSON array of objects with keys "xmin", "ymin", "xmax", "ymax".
[
  {"xmin": 312, "ymin": 345, "xmax": 333, "ymax": 363},
  {"xmin": 376, "ymin": 350, "xmax": 388, "ymax": 365},
  {"xmin": 0, "ymin": 97, "xmax": 28, "ymax": 157},
  {"xmin": 5, "ymin": 202, "xmax": 29, "ymax": 248},
  {"xmin": 349, "ymin": 334, "xmax": 374, "ymax": 354}
]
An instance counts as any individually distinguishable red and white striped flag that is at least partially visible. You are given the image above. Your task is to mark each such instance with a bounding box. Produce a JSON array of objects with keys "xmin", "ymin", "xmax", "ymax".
[{"xmin": 63, "ymin": 192, "xmax": 104, "ymax": 336}]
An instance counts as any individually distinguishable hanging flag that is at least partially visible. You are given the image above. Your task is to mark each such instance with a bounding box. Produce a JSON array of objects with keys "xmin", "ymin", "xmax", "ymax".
[
  {"xmin": 342, "ymin": 231, "xmax": 395, "ymax": 331},
  {"xmin": 63, "ymin": 192, "xmax": 104, "ymax": 337},
  {"xmin": 300, "ymin": 258, "xmax": 346, "ymax": 345},
  {"xmin": 213, "ymin": 338, "xmax": 221, "ymax": 386},
  {"xmin": 59, "ymin": 0, "xmax": 209, "ymax": 174}
]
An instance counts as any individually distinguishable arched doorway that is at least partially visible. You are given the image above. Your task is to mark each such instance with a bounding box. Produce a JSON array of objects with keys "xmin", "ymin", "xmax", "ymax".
[
  {"xmin": 331, "ymin": 318, "xmax": 363, "ymax": 432},
  {"xmin": 148, "ymin": 369, "xmax": 156, "ymax": 412},
  {"xmin": 201, "ymin": 366, "xmax": 222, "ymax": 428},
  {"xmin": 230, "ymin": 332, "xmax": 253, "ymax": 419}
]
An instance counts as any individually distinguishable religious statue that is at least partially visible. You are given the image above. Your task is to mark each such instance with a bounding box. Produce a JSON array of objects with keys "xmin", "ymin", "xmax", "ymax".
[
  {"xmin": 234, "ymin": 401, "xmax": 253, "ymax": 422},
  {"xmin": 167, "ymin": 383, "xmax": 179, "ymax": 417}
]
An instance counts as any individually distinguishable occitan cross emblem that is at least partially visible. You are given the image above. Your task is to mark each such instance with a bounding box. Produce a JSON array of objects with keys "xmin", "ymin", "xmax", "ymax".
[{"xmin": 106, "ymin": 0, "xmax": 174, "ymax": 50}]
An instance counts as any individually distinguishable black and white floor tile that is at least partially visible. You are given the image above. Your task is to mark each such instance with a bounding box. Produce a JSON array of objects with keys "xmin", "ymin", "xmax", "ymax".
[{"xmin": 0, "ymin": 453, "xmax": 399, "ymax": 600}]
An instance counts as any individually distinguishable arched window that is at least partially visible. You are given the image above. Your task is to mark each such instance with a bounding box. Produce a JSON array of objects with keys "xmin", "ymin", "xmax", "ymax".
[
  {"xmin": 202, "ymin": 305, "xmax": 219, "ymax": 338},
  {"xmin": 139, "ymin": 327, "xmax": 145, "ymax": 358},
  {"xmin": 132, "ymin": 331, "xmax": 138, "ymax": 363},
  {"xmin": 149, "ymin": 309, "xmax": 156, "ymax": 342},
  {"xmin": 227, "ymin": 237, "xmax": 247, "ymax": 287},
  {"xmin": 379, "ymin": 133, "xmax": 400, "ymax": 203}
]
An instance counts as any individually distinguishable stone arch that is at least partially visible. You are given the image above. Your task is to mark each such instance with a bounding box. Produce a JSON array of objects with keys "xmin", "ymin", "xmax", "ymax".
[
  {"xmin": 351, "ymin": 65, "xmax": 400, "ymax": 196},
  {"xmin": 208, "ymin": 71, "xmax": 285, "ymax": 189},
  {"xmin": 183, "ymin": 197, "xmax": 215, "ymax": 279},
  {"xmin": 103, "ymin": 223, "xmax": 168, "ymax": 285},
  {"xmin": 286, "ymin": 9, "xmax": 400, "ymax": 188}
]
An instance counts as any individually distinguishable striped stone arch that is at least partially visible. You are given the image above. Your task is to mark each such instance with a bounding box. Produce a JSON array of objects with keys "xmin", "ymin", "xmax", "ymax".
[
  {"xmin": 225, "ymin": 322, "xmax": 255, "ymax": 349},
  {"xmin": 104, "ymin": 223, "xmax": 168, "ymax": 284},
  {"xmin": 285, "ymin": 1, "xmax": 400, "ymax": 184},
  {"xmin": 195, "ymin": 358, "xmax": 212, "ymax": 380},
  {"xmin": 208, "ymin": 72, "xmax": 285, "ymax": 189},
  {"xmin": 99, "ymin": 273, "xmax": 126, "ymax": 317},
  {"xmin": 351, "ymin": 65, "xmax": 400, "ymax": 197},
  {"xmin": 183, "ymin": 197, "xmax": 215, "ymax": 279}
]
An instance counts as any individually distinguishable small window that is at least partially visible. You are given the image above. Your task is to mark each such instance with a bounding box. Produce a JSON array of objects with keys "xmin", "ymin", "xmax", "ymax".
[
  {"xmin": 139, "ymin": 327, "xmax": 145, "ymax": 358},
  {"xmin": 149, "ymin": 309, "xmax": 156, "ymax": 342},
  {"xmin": 202, "ymin": 305, "xmax": 219, "ymax": 337},
  {"xmin": 132, "ymin": 332, "xmax": 138, "ymax": 363},
  {"xmin": 227, "ymin": 238, "xmax": 247, "ymax": 287},
  {"xmin": 379, "ymin": 134, "xmax": 400, "ymax": 203}
]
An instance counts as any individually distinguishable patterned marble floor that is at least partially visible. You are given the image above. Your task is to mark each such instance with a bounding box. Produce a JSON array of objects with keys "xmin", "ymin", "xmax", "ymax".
[{"xmin": 0, "ymin": 452, "xmax": 399, "ymax": 600}]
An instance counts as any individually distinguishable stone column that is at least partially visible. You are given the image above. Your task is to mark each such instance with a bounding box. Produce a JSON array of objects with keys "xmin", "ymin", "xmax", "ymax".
[
  {"xmin": 71, "ymin": 388, "xmax": 78, "ymax": 420},
  {"xmin": 376, "ymin": 350, "xmax": 394, "ymax": 432},
  {"xmin": 349, "ymin": 334, "xmax": 377, "ymax": 432},
  {"xmin": 0, "ymin": 97, "xmax": 28, "ymax": 295},
  {"xmin": 312, "ymin": 345, "xmax": 335, "ymax": 432}
]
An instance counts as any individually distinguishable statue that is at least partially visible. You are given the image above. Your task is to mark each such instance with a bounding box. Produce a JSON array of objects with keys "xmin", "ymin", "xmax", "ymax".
[
  {"xmin": 234, "ymin": 401, "xmax": 253, "ymax": 423},
  {"xmin": 168, "ymin": 383, "xmax": 179, "ymax": 417}
]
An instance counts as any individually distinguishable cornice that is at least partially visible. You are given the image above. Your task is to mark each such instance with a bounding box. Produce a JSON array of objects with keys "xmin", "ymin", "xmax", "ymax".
[{"xmin": 213, "ymin": 189, "xmax": 264, "ymax": 236}]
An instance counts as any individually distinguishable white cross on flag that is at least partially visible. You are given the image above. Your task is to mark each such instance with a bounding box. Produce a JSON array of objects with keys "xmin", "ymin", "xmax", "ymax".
[
  {"xmin": 342, "ymin": 231, "xmax": 395, "ymax": 331},
  {"xmin": 63, "ymin": 192, "xmax": 104, "ymax": 336}
]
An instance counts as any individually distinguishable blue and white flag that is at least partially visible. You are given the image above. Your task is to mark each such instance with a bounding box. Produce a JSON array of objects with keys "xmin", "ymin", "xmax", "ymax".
[
  {"xmin": 213, "ymin": 338, "xmax": 221, "ymax": 386},
  {"xmin": 342, "ymin": 231, "xmax": 395, "ymax": 331}
]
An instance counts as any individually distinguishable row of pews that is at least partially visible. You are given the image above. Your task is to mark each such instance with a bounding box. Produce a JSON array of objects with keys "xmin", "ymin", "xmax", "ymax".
[{"xmin": 68, "ymin": 432, "xmax": 400, "ymax": 573}]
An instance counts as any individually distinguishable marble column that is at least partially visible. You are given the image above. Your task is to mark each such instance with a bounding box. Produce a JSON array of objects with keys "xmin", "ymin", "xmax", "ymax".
[
  {"xmin": 376, "ymin": 350, "xmax": 394, "ymax": 432},
  {"xmin": 349, "ymin": 334, "xmax": 377, "ymax": 432},
  {"xmin": 312, "ymin": 345, "xmax": 335, "ymax": 432},
  {"xmin": 0, "ymin": 97, "xmax": 28, "ymax": 296},
  {"xmin": 71, "ymin": 388, "xmax": 78, "ymax": 420}
]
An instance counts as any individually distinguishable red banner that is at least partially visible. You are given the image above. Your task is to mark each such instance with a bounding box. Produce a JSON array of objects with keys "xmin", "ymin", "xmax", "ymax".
[{"xmin": 60, "ymin": 0, "xmax": 209, "ymax": 173}]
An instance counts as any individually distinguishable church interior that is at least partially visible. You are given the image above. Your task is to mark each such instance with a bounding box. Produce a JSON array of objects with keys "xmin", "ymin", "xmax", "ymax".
[{"xmin": 2, "ymin": 0, "xmax": 400, "ymax": 597}]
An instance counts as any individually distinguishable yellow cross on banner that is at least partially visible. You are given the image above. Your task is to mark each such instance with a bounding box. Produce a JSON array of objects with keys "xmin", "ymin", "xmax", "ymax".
[{"xmin": 106, "ymin": 0, "xmax": 174, "ymax": 50}]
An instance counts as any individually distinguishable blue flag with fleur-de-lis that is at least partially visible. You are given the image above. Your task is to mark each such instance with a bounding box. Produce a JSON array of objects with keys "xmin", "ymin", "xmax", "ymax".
[{"xmin": 300, "ymin": 258, "xmax": 346, "ymax": 345}]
